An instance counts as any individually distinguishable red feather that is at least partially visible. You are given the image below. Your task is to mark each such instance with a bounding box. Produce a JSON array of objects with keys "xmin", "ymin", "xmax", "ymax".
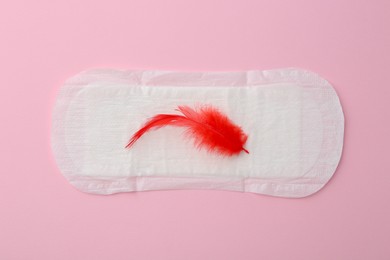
[{"xmin": 126, "ymin": 105, "xmax": 249, "ymax": 156}]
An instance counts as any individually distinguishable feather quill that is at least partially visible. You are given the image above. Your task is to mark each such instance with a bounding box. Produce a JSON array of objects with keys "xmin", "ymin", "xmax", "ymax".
[{"xmin": 126, "ymin": 105, "xmax": 249, "ymax": 156}]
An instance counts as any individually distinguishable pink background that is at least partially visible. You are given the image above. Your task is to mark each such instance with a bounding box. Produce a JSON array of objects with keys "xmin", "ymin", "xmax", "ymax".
[{"xmin": 1, "ymin": 0, "xmax": 389, "ymax": 259}]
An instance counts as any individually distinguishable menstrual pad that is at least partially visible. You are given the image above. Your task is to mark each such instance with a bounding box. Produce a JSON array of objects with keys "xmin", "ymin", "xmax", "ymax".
[{"xmin": 51, "ymin": 68, "xmax": 344, "ymax": 198}]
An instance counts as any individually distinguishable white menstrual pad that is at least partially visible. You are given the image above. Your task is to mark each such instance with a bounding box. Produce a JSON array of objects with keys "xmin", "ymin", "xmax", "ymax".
[{"xmin": 51, "ymin": 68, "xmax": 344, "ymax": 197}]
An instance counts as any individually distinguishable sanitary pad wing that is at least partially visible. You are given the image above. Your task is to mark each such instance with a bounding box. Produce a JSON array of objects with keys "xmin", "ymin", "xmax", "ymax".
[{"xmin": 51, "ymin": 68, "xmax": 344, "ymax": 198}]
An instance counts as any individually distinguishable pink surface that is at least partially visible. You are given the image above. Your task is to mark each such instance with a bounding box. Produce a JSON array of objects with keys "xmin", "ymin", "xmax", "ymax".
[{"xmin": 0, "ymin": 0, "xmax": 389, "ymax": 259}]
